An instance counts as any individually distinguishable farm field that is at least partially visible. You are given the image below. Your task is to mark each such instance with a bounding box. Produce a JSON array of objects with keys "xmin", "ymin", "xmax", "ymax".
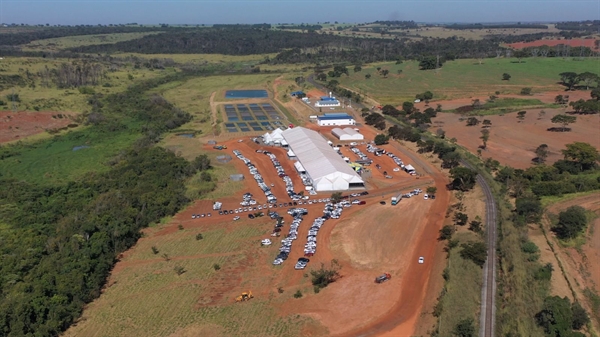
[
  {"xmin": 0, "ymin": 110, "xmax": 75, "ymax": 143},
  {"xmin": 336, "ymin": 58, "xmax": 600, "ymax": 104},
  {"xmin": 540, "ymin": 193, "xmax": 600, "ymax": 333},
  {"xmin": 65, "ymin": 123, "xmax": 451, "ymax": 336},
  {"xmin": 508, "ymin": 38, "xmax": 599, "ymax": 50},
  {"xmin": 21, "ymin": 32, "xmax": 163, "ymax": 51},
  {"xmin": 432, "ymin": 107, "xmax": 600, "ymax": 169}
]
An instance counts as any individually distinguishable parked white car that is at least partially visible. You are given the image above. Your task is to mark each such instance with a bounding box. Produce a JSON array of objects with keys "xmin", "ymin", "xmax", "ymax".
[{"xmin": 418, "ymin": 256, "xmax": 424, "ymax": 264}]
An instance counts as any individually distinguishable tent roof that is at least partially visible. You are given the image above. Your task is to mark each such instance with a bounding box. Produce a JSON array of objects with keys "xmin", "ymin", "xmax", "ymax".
[
  {"xmin": 405, "ymin": 164, "xmax": 415, "ymax": 171},
  {"xmin": 282, "ymin": 127, "xmax": 363, "ymax": 186},
  {"xmin": 287, "ymin": 149, "xmax": 295, "ymax": 156}
]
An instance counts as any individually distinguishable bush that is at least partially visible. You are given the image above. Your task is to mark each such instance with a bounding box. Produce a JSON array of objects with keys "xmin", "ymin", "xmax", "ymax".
[
  {"xmin": 439, "ymin": 225, "xmax": 454, "ymax": 240},
  {"xmin": 78, "ymin": 86, "xmax": 96, "ymax": 95},
  {"xmin": 151, "ymin": 246, "xmax": 159, "ymax": 254},
  {"xmin": 213, "ymin": 263, "xmax": 221, "ymax": 271},
  {"xmin": 459, "ymin": 242, "xmax": 487, "ymax": 267},
  {"xmin": 454, "ymin": 212, "xmax": 468, "ymax": 226},
  {"xmin": 294, "ymin": 290, "xmax": 303, "ymax": 298},
  {"xmin": 310, "ymin": 260, "xmax": 341, "ymax": 290},
  {"xmin": 196, "ymin": 233, "xmax": 203, "ymax": 240},
  {"xmin": 534, "ymin": 263, "xmax": 553, "ymax": 281},
  {"xmin": 521, "ymin": 87, "xmax": 532, "ymax": 95},
  {"xmin": 453, "ymin": 317, "xmax": 475, "ymax": 337},
  {"xmin": 178, "ymin": 224, "xmax": 184, "ymax": 230},
  {"xmin": 571, "ymin": 301, "xmax": 590, "ymax": 330},
  {"xmin": 521, "ymin": 241, "xmax": 539, "ymax": 254}
]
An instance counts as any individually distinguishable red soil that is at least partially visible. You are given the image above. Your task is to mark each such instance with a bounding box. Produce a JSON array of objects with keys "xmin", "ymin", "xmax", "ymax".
[
  {"xmin": 0, "ymin": 110, "xmax": 74, "ymax": 143},
  {"xmin": 508, "ymin": 38, "xmax": 599, "ymax": 50}
]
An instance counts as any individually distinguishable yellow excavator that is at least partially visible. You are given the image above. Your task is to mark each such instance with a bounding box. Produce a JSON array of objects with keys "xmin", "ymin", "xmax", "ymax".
[{"xmin": 235, "ymin": 291, "xmax": 254, "ymax": 302}]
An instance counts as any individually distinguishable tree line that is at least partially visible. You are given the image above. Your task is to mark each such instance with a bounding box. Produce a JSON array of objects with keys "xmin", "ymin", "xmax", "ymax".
[{"xmin": 0, "ymin": 70, "xmax": 211, "ymax": 336}]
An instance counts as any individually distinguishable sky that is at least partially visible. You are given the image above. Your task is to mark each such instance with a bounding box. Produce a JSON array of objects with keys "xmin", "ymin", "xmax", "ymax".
[{"xmin": 0, "ymin": 0, "xmax": 598, "ymax": 26}]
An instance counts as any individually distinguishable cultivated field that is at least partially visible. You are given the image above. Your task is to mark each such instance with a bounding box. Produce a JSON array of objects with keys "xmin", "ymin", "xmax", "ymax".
[
  {"xmin": 337, "ymin": 58, "xmax": 600, "ymax": 104},
  {"xmin": 433, "ymin": 105, "xmax": 600, "ymax": 169},
  {"xmin": 508, "ymin": 38, "xmax": 599, "ymax": 50}
]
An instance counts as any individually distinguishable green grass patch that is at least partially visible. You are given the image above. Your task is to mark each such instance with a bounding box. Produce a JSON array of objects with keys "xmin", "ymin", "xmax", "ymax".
[
  {"xmin": 0, "ymin": 125, "xmax": 141, "ymax": 185},
  {"xmin": 437, "ymin": 231, "xmax": 483, "ymax": 336},
  {"xmin": 453, "ymin": 98, "xmax": 559, "ymax": 116},
  {"xmin": 337, "ymin": 58, "xmax": 600, "ymax": 104},
  {"xmin": 541, "ymin": 191, "xmax": 600, "ymax": 208}
]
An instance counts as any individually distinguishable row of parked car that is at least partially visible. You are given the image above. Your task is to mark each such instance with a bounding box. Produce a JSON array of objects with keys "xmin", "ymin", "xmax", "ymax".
[
  {"xmin": 233, "ymin": 149, "xmax": 277, "ymax": 204},
  {"xmin": 240, "ymin": 192, "xmax": 257, "ymax": 207},
  {"xmin": 366, "ymin": 143, "xmax": 386, "ymax": 157},
  {"xmin": 273, "ymin": 210, "xmax": 307, "ymax": 266},
  {"xmin": 386, "ymin": 151, "xmax": 406, "ymax": 168},
  {"xmin": 303, "ymin": 201, "xmax": 348, "ymax": 258},
  {"xmin": 261, "ymin": 151, "xmax": 303, "ymax": 201},
  {"xmin": 350, "ymin": 146, "xmax": 371, "ymax": 162}
]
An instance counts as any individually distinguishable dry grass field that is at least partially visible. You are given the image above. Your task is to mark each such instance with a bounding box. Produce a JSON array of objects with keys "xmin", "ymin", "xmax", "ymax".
[{"xmin": 21, "ymin": 32, "xmax": 162, "ymax": 51}]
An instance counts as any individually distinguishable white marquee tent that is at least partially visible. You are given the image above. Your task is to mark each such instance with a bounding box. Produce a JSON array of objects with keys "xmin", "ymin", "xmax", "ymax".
[
  {"xmin": 331, "ymin": 127, "xmax": 364, "ymax": 141},
  {"xmin": 262, "ymin": 128, "xmax": 285, "ymax": 145},
  {"xmin": 282, "ymin": 127, "xmax": 364, "ymax": 191}
]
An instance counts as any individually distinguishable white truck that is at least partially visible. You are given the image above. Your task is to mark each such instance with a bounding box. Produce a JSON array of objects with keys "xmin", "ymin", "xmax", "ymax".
[
  {"xmin": 213, "ymin": 201, "xmax": 222, "ymax": 210},
  {"xmin": 391, "ymin": 193, "xmax": 403, "ymax": 205}
]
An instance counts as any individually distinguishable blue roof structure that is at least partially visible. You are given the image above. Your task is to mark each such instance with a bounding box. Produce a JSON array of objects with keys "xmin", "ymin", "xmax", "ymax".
[
  {"xmin": 291, "ymin": 91, "xmax": 305, "ymax": 96},
  {"xmin": 317, "ymin": 113, "xmax": 353, "ymax": 121},
  {"xmin": 320, "ymin": 96, "xmax": 336, "ymax": 101}
]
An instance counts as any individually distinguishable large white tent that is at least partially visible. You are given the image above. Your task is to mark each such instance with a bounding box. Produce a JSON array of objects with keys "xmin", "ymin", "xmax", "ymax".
[
  {"xmin": 282, "ymin": 127, "xmax": 364, "ymax": 191},
  {"xmin": 262, "ymin": 128, "xmax": 284, "ymax": 145},
  {"xmin": 331, "ymin": 127, "xmax": 364, "ymax": 141}
]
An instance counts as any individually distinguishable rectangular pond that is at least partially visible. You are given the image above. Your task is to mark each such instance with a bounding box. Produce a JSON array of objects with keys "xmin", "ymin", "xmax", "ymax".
[{"xmin": 225, "ymin": 90, "xmax": 268, "ymax": 99}]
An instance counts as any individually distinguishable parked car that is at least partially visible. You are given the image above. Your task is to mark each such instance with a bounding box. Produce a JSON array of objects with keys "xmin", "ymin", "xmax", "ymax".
[
  {"xmin": 233, "ymin": 216, "xmax": 240, "ymax": 221},
  {"xmin": 418, "ymin": 256, "xmax": 424, "ymax": 264},
  {"xmin": 248, "ymin": 214, "xmax": 255, "ymax": 219}
]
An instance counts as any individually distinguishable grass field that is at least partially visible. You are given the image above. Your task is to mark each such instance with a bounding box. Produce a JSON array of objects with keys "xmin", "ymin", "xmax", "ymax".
[
  {"xmin": 436, "ymin": 232, "xmax": 483, "ymax": 336},
  {"xmin": 337, "ymin": 58, "xmax": 600, "ymax": 104},
  {"xmin": 450, "ymin": 98, "xmax": 559, "ymax": 116},
  {"xmin": 64, "ymin": 218, "xmax": 320, "ymax": 337},
  {"xmin": 0, "ymin": 125, "xmax": 141, "ymax": 185},
  {"xmin": 22, "ymin": 32, "xmax": 162, "ymax": 51}
]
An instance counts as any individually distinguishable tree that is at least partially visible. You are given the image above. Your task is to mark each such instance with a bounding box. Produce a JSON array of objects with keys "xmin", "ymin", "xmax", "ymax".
[
  {"xmin": 419, "ymin": 56, "xmax": 440, "ymax": 70},
  {"xmin": 480, "ymin": 129, "xmax": 490, "ymax": 149},
  {"xmin": 426, "ymin": 186, "xmax": 437, "ymax": 196},
  {"xmin": 555, "ymin": 95, "xmax": 569, "ymax": 105},
  {"xmin": 436, "ymin": 128, "xmax": 446, "ymax": 138},
  {"xmin": 514, "ymin": 195, "xmax": 543, "ymax": 224},
  {"xmin": 578, "ymin": 71, "xmax": 599, "ymax": 90},
  {"xmin": 536, "ymin": 296, "xmax": 573, "ymax": 336},
  {"xmin": 174, "ymin": 265, "xmax": 186, "ymax": 275},
  {"xmin": 353, "ymin": 65, "xmax": 362, "ymax": 72},
  {"xmin": 538, "ymin": 110, "xmax": 546, "ymax": 119},
  {"xmin": 374, "ymin": 134, "xmax": 389, "ymax": 145},
  {"xmin": 330, "ymin": 192, "xmax": 343, "ymax": 203},
  {"xmin": 365, "ymin": 74, "xmax": 371, "ymax": 79},
  {"xmin": 551, "ymin": 114, "xmax": 576, "ymax": 132},
  {"xmin": 552, "ymin": 206, "xmax": 587, "ymax": 239},
  {"xmin": 316, "ymin": 72, "xmax": 327, "ymax": 81},
  {"xmin": 466, "ymin": 117, "xmax": 480, "ymax": 126},
  {"xmin": 482, "ymin": 119, "xmax": 492, "ymax": 128},
  {"xmin": 559, "ymin": 72, "xmax": 579, "ymax": 90},
  {"xmin": 534, "ymin": 144, "xmax": 549, "ymax": 164},
  {"xmin": 571, "ymin": 301, "xmax": 590, "ymax": 330},
  {"xmin": 311, "ymin": 260, "xmax": 341, "ymax": 290},
  {"xmin": 293, "ymin": 290, "xmax": 303, "ymax": 298},
  {"xmin": 449, "ymin": 167, "xmax": 478, "ymax": 191},
  {"xmin": 502, "ymin": 73, "xmax": 511, "ymax": 81},
  {"xmin": 561, "ymin": 142, "xmax": 599, "ymax": 172},
  {"xmin": 514, "ymin": 49, "xmax": 527, "ymax": 63},
  {"xmin": 454, "ymin": 212, "xmax": 469, "ymax": 226},
  {"xmin": 517, "ymin": 110, "xmax": 527, "ymax": 122},
  {"xmin": 460, "ymin": 242, "xmax": 487, "ymax": 267},
  {"xmin": 442, "ymin": 151, "xmax": 461, "ymax": 168},
  {"xmin": 402, "ymin": 101, "xmax": 415, "ymax": 114},
  {"xmin": 439, "ymin": 225, "xmax": 455, "ymax": 240},
  {"xmin": 379, "ymin": 69, "xmax": 389, "ymax": 77},
  {"xmin": 591, "ymin": 88, "xmax": 600, "ymax": 101},
  {"xmin": 520, "ymin": 87, "xmax": 532, "ymax": 95},
  {"xmin": 453, "ymin": 317, "xmax": 475, "ymax": 337},
  {"xmin": 469, "ymin": 220, "xmax": 482, "ymax": 233}
]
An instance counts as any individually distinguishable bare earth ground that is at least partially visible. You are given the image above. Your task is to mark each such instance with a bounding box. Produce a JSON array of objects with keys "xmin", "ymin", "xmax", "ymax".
[
  {"xmin": 543, "ymin": 194, "xmax": 600, "ymax": 332},
  {"xmin": 0, "ymin": 110, "xmax": 74, "ymax": 143},
  {"xmin": 430, "ymin": 91, "xmax": 600, "ymax": 169},
  {"xmin": 66, "ymin": 122, "xmax": 451, "ymax": 336},
  {"xmin": 508, "ymin": 38, "xmax": 599, "ymax": 50}
]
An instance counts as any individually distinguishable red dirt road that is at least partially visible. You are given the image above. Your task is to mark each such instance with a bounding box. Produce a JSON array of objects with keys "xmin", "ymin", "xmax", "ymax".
[{"xmin": 0, "ymin": 110, "xmax": 73, "ymax": 143}]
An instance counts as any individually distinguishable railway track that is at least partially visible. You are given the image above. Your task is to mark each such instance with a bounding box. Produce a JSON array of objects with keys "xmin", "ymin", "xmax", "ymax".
[{"xmin": 462, "ymin": 162, "xmax": 497, "ymax": 337}]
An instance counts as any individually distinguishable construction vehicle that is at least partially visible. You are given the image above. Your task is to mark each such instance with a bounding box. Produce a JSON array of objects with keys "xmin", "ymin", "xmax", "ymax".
[
  {"xmin": 391, "ymin": 193, "xmax": 403, "ymax": 205},
  {"xmin": 235, "ymin": 291, "xmax": 254, "ymax": 302},
  {"xmin": 375, "ymin": 273, "xmax": 392, "ymax": 283}
]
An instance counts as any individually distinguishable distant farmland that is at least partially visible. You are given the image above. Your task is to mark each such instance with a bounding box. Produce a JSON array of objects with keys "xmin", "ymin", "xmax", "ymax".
[{"xmin": 508, "ymin": 38, "xmax": 599, "ymax": 50}]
